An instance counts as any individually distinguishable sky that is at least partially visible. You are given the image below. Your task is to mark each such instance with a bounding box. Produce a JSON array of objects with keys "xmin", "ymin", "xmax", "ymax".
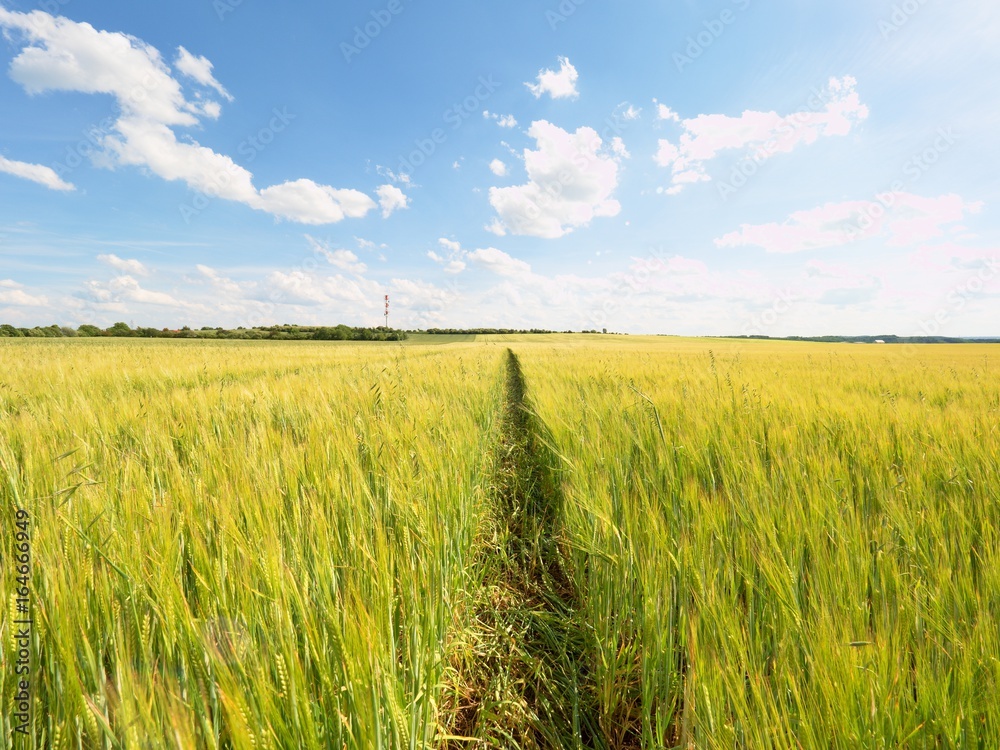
[{"xmin": 1, "ymin": 0, "xmax": 998, "ymax": 336}]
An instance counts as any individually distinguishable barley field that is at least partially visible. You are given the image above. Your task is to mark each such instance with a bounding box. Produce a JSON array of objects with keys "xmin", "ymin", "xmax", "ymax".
[{"xmin": 1, "ymin": 336, "xmax": 998, "ymax": 749}]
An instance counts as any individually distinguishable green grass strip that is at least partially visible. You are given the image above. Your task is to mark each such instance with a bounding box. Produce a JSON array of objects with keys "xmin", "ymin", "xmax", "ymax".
[{"xmin": 441, "ymin": 350, "xmax": 605, "ymax": 749}]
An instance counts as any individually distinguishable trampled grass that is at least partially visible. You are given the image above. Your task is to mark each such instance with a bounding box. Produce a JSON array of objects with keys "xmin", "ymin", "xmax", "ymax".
[{"xmin": 1, "ymin": 336, "xmax": 998, "ymax": 748}]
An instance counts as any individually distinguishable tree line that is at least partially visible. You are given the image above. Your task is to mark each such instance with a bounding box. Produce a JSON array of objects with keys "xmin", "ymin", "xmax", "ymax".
[{"xmin": 0, "ymin": 323, "xmax": 408, "ymax": 341}]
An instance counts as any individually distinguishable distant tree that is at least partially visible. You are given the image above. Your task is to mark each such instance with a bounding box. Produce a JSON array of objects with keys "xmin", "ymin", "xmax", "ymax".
[
  {"xmin": 0, "ymin": 324, "xmax": 23, "ymax": 337},
  {"xmin": 77, "ymin": 324, "xmax": 102, "ymax": 337},
  {"xmin": 107, "ymin": 322, "xmax": 134, "ymax": 337}
]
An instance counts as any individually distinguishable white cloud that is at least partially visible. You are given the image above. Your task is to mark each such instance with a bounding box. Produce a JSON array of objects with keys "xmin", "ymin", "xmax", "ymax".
[
  {"xmin": 174, "ymin": 46, "xmax": 233, "ymax": 102},
  {"xmin": 376, "ymin": 184, "xmax": 409, "ymax": 218},
  {"xmin": 376, "ymin": 165, "xmax": 412, "ymax": 186},
  {"xmin": 98, "ymin": 253, "xmax": 149, "ymax": 276},
  {"xmin": 489, "ymin": 159, "xmax": 508, "ymax": 177},
  {"xmin": 467, "ymin": 247, "xmax": 533, "ymax": 279},
  {"xmin": 484, "ymin": 111, "xmax": 518, "ymax": 128},
  {"xmin": 0, "ymin": 287, "xmax": 48, "ymax": 306},
  {"xmin": 256, "ymin": 180, "xmax": 375, "ymax": 225},
  {"xmin": 305, "ymin": 235, "xmax": 368, "ymax": 274},
  {"xmin": 389, "ymin": 278, "xmax": 463, "ymax": 325},
  {"xmin": 0, "ymin": 155, "xmax": 75, "ymax": 191},
  {"xmin": 488, "ymin": 120, "xmax": 621, "ymax": 239},
  {"xmin": 428, "ymin": 238, "xmax": 467, "ymax": 274},
  {"xmin": 653, "ymin": 100, "xmax": 680, "ymax": 122},
  {"xmin": 909, "ymin": 242, "xmax": 999, "ymax": 273},
  {"xmin": 621, "ymin": 104, "xmax": 642, "ymax": 121},
  {"xmin": 655, "ymin": 77, "xmax": 869, "ymax": 193},
  {"xmin": 196, "ymin": 264, "xmax": 243, "ymax": 294},
  {"xmin": 327, "ymin": 249, "xmax": 366, "ymax": 274},
  {"xmin": 263, "ymin": 270, "xmax": 383, "ymax": 308},
  {"xmin": 654, "ymin": 140, "xmax": 680, "ymax": 167},
  {"xmin": 0, "ymin": 8, "xmax": 377, "ymax": 225},
  {"xmin": 525, "ymin": 56, "xmax": 579, "ymax": 100},
  {"xmin": 715, "ymin": 193, "xmax": 982, "ymax": 253},
  {"xmin": 83, "ymin": 275, "xmax": 199, "ymax": 310},
  {"xmin": 611, "ymin": 137, "xmax": 630, "ymax": 159}
]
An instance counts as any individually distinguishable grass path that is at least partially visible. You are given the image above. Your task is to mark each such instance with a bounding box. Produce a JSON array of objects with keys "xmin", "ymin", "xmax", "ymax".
[{"xmin": 442, "ymin": 350, "xmax": 604, "ymax": 748}]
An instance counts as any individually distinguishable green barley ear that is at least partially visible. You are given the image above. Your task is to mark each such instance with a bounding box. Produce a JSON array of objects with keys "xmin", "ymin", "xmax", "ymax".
[
  {"xmin": 275, "ymin": 653, "xmax": 288, "ymax": 698},
  {"xmin": 82, "ymin": 697, "xmax": 99, "ymax": 740},
  {"xmin": 141, "ymin": 611, "xmax": 152, "ymax": 656}
]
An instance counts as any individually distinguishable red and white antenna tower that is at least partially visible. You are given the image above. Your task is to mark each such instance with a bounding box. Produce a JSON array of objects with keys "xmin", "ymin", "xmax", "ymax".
[{"xmin": 384, "ymin": 294, "xmax": 389, "ymax": 329}]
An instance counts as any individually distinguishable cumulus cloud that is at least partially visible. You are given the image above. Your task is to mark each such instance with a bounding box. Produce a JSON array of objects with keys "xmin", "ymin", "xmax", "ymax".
[
  {"xmin": 83, "ymin": 274, "xmax": 201, "ymax": 310},
  {"xmin": 653, "ymin": 100, "xmax": 680, "ymax": 122},
  {"xmin": 803, "ymin": 260, "xmax": 883, "ymax": 307},
  {"xmin": 611, "ymin": 137, "xmax": 630, "ymax": 159},
  {"xmin": 526, "ymin": 56, "xmax": 579, "ymax": 100},
  {"xmin": 489, "ymin": 159, "xmax": 508, "ymax": 177},
  {"xmin": 305, "ymin": 235, "xmax": 368, "ymax": 274},
  {"xmin": 256, "ymin": 180, "xmax": 375, "ymax": 225},
  {"xmin": 484, "ymin": 111, "xmax": 518, "ymax": 128},
  {"xmin": 0, "ymin": 155, "xmax": 75, "ymax": 191},
  {"xmin": 326, "ymin": 249, "xmax": 367, "ymax": 274},
  {"xmin": 715, "ymin": 192, "xmax": 982, "ymax": 253},
  {"xmin": 98, "ymin": 253, "xmax": 149, "ymax": 276},
  {"xmin": 467, "ymin": 247, "xmax": 533, "ymax": 279},
  {"xmin": 376, "ymin": 184, "xmax": 409, "ymax": 218},
  {"xmin": 487, "ymin": 120, "xmax": 621, "ymax": 239},
  {"xmin": 0, "ymin": 8, "xmax": 377, "ymax": 225},
  {"xmin": 174, "ymin": 46, "xmax": 232, "ymax": 102},
  {"xmin": 427, "ymin": 238, "xmax": 467, "ymax": 274},
  {"xmin": 621, "ymin": 104, "xmax": 642, "ymax": 121},
  {"xmin": 263, "ymin": 270, "xmax": 383, "ymax": 308},
  {"xmin": 909, "ymin": 242, "xmax": 999, "ymax": 273},
  {"xmin": 655, "ymin": 76, "xmax": 869, "ymax": 193},
  {"xmin": 196, "ymin": 264, "xmax": 243, "ymax": 294},
  {"xmin": 0, "ymin": 284, "xmax": 48, "ymax": 306}
]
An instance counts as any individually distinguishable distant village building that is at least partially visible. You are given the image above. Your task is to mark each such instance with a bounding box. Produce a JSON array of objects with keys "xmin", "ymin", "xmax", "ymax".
[{"xmin": 875, "ymin": 340, "xmax": 886, "ymax": 344}]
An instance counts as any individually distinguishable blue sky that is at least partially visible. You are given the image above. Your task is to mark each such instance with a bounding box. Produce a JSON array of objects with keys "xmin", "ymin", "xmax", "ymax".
[{"xmin": 1, "ymin": 0, "xmax": 997, "ymax": 335}]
